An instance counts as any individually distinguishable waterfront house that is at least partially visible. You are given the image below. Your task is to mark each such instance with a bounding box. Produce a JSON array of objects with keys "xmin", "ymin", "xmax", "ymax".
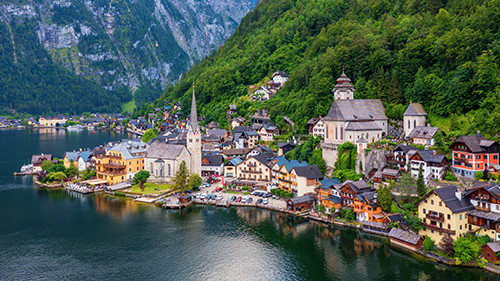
[
  {"xmin": 409, "ymin": 150, "xmax": 447, "ymax": 184},
  {"xmin": 482, "ymin": 242, "xmax": 500, "ymax": 263},
  {"xmin": 340, "ymin": 180, "xmax": 384, "ymax": 222},
  {"xmin": 287, "ymin": 195, "xmax": 315, "ymax": 212},
  {"xmin": 63, "ymin": 151, "xmax": 80, "ymax": 169},
  {"xmin": 38, "ymin": 115, "xmax": 67, "ymax": 127},
  {"xmin": 77, "ymin": 151, "xmax": 92, "ymax": 172},
  {"xmin": 31, "ymin": 154, "xmax": 54, "ymax": 172},
  {"xmin": 389, "ymin": 228, "xmax": 424, "ymax": 251},
  {"xmin": 450, "ymin": 133, "xmax": 499, "ymax": 179},
  {"xmin": 96, "ymin": 139, "xmax": 148, "ymax": 185},
  {"xmin": 290, "ymin": 165, "xmax": 323, "ymax": 196},
  {"xmin": 465, "ymin": 183, "xmax": 500, "ymax": 241},
  {"xmin": 417, "ymin": 186, "xmax": 475, "ymax": 243},
  {"xmin": 315, "ymin": 178, "xmax": 342, "ymax": 212},
  {"xmin": 236, "ymin": 153, "xmax": 276, "ymax": 183}
]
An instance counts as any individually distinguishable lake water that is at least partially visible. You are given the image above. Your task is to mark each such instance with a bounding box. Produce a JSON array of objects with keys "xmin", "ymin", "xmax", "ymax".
[{"xmin": 0, "ymin": 129, "xmax": 496, "ymax": 280}]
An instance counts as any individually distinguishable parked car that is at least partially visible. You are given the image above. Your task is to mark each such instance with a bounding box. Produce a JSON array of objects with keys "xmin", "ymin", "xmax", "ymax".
[
  {"xmin": 272, "ymin": 195, "xmax": 279, "ymax": 200},
  {"xmin": 264, "ymin": 193, "xmax": 272, "ymax": 198},
  {"xmin": 241, "ymin": 197, "xmax": 247, "ymax": 203},
  {"xmin": 263, "ymin": 199, "xmax": 268, "ymax": 205},
  {"xmin": 231, "ymin": 196, "xmax": 236, "ymax": 202},
  {"xmin": 257, "ymin": 199, "xmax": 263, "ymax": 204},
  {"xmin": 236, "ymin": 196, "xmax": 242, "ymax": 202},
  {"xmin": 247, "ymin": 198, "xmax": 253, "ymax": 203}
]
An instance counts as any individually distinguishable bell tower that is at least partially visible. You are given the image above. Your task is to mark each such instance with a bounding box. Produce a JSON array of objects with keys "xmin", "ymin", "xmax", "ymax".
[
  {"xmin": 332, "ymin": 67, "xmax": 355, "ymax": 100},
  {"xmin": 187, "ymin": 83, "xmax": 202, "ymax": 175}
]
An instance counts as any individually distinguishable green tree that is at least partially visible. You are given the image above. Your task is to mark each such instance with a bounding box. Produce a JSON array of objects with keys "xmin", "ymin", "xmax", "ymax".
[
  {"xmin": 133, "ymin": 170, "xmax": 150, "ymax": 190},
  {"xmin": 439, "ymin": 235, "xmax": 455, "ymax": 257},
  {"xmin": 417, "ymin": 166, "xmax": 427, "ymax": 197},
  {"xmin": 188, "ymin": 173, "xmax": 203, "ymax": 191},
  {"xmin": 173, "ymin": 161, "xmax": 189, "ymax": 191},
  {"xmin": 402, "ymin": 210, "xmax": 422, "ymax": 232},
  {"xmin": 318, "ymin": 204, "xmax": 326, "ymax": 213},
  {"xmin": 142, "ymin": 129, "xmax": 158, "ymax": 143},
  {"xmin": 41, "ymin": 160, "xmax": 54, "ymax": 171},
  {"xmin": 423, "ymin": 236, "xmax": 435, "ymax": 254},
  {"xmin": 453, "ymin": 236, "xmax": 482, "ymax": 263},
  {"xmin": 47, "ymin": 171, "xmax": 67, "ymax": 182},
  {"xmin": 64, "ymin": 166, "xmax": 79, "ymax": 178},
  {"xmin": 48, "ymin": 164, "xmax": 66, "ymax": 173},
  {"xmin": 377, "ymin": 185, "xmax": 393, "ymax": 213}
]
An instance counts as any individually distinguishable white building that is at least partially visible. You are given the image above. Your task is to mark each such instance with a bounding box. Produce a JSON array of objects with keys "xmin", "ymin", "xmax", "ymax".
[
  {"xmin": 145, "ymin": 141, "xmax": 192, "ymax": 182},
  {"xmin": 312, "ymin": 118, "xmax": 326, "ymax": 139},
  {"xmin": 272, "ymin": 71, "xmax": 289, "ymax": 86},
  {"xmin": 403, "ymin": 103, "xmax": 427, "ymax": 138},
  {"xmin": 409, "ymin": 150, "xmax": 447, "ymax": 184}
]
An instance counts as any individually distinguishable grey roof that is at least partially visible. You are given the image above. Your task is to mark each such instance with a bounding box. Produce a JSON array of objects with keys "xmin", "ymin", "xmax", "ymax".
[
  {"xmin": 324, "ymin": 195, "xmax": 341, "ymax": 204},
  {"xmin": 346, "ymin": 180, "xmax": 371, "ymax": 193},
  {"xmin": 345, "ymin": 121, "xmax": 382, "ymax": 131},
  {"xmin": 233, "ymin": 126, "xmax": 252, "ymax": 133},
  {"xmin": 145, "ymin": 141, "xmax": 185, "ymax": 160},
  {"xmin": 32, "ymin": 154, "xmax": 53, "ymax": 164},
  {"xmin": 292, "ymin": 165, "xmax": 323, "ymax": 179},
  {"xmin": 288, "ymin": 195, "xmax": 315, "ymax": 205},
  {"xmin": 109, "ymin": 139, "xmax": 149, "ymax": 160},
  {"xmin": 252, "ymin": 153, "xmax": 276, "ymax": 166},
  {"xmin": 277, "ymin": 142, "xmax": 295, "ymax": 149},
  {"xmin": 413, "ymin": 150, "xmax": 446, "ymax": 164},
  {"xmin": 325, "ymin": 100, "xmax": 387, "ymax": 121},
  {"xmin": 468, "ymin": 209, "xmax": 500, "ymax": 222},
  {"xmin": 387, "ymin": 213, "xmax": 403, "ymax": 222},
  {"xmin": 64, "ymin": 151, "xmax": 80, "ymax": 162},
  {"xmin": 202, "ymin": 154, "xmax": 223, "ymax": 167},
  {"xmin": 373, "ymin": 168, "xmax": 401, "ymax": 179},
  {"xmin": 190, "ymin": 85, "xmax": 199, "ymax": 132},
  {"xmin": 486, "ymin": 241, "xmax": 500, "ymax": 253},
  {"xmin": 454, "ymin": 134, "xmax": 499, "ymax": 153},
  {"xmin": 208, "ymin": 129, "xmax": 227, "ymax": 139},
  {"xmin": 433, "ymin": 186, "xmax": 475, "ymax": 213},
  {"xmin": 394, "ymin": 144, "xmax": 417, "ymax": 153},
  {"xmin": 408, "ymin": 126, "xmax": 440, "ymax": 139},
  {"xmin": 389, "ymin": 228, "xmax": 422, "ymax": 245},
  {"xmin": 403, "ymin": 103, "xmax": 427, "ymax": 116},
  {"xmin": 273, "ymin": 71, "xmax": 289, "ymax": 78}
]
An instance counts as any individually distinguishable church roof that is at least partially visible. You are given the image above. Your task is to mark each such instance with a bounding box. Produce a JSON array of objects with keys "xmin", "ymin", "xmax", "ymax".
[
  {"xmin": 324, "ymin": 99, "xmax": 387, "ymax": 121},
  {"xmin": 331, "ymin": 71, "xmax": 355, "ymax": 93},
  {"xmin": 345, "ymin": 121, "xmax": 382, "ymax": 131},
  {"xmin": 145, "ymin": 140, "xmax": 186, "ymax": 160},
  {"xmin": 403, "ymin": 103, "xmax": 427, "ymax": 116},
  {"xmin": 190, "ymin": 84, "xmax": 199, "ymax": 132}
]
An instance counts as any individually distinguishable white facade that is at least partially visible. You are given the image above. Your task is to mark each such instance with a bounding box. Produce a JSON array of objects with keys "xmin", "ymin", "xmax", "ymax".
[
  {"xmin": 273, "ymin": 74, "xmax": 288, "ymax": 86},
  {"xmin": 312, "ymin": 119, "xmax": 326, "ymax": 139},
  {"xmin": 410, "ymin": 160, "xmax": 445, "ymax": 184},
  {"xmin": 404, "ymin": 116, "xmax": 426, "ymax": 138}
]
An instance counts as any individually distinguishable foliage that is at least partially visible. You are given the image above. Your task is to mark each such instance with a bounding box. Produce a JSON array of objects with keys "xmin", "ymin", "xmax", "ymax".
[
  {"xmin": 439, "ymin": 235, "xmax": 455, "ymax": 257},
  {"xmin": 390, "ymin": 201, "xmax": 402, "ymax": 214},
  {"xmin": 330, "ymin": 207, "xmax": 336, "ymax": 213},
  {"xmin": 188, "ymin": 174, "xmax": 203, "ymax": 191},
  {"xmin": 242, "ymin": 186, "xmax": 250, "ymax": 191},
  {"xmin": 423, "ymin": 236, "xmax": 436, "ymax": 254},
  {"xmin": 377, "ymin": 185, "xmax": 393, "ymax": 213},
  {"xmin": 79, "ymin": 169, "xmax": 96, "ymax": 181},
  {"xmin": 153, "ymin": 0, "xmax": 500, "ymax": 137},
  {"xmin": 453, "ymin": 236, "xmax": 482, "ymax": 263},
  {"xmin": 340, "ymin": 208, "xmax": 356, "ymax": 222},
  {"xmin": 285, "ymin": 136, "xmax": 325, "ymax": 174},
  {"xmin": 142, "ymin": 129, "xmax": 159, "ymax": 143},
  {"xmin": 318, "ymin": 204, "xmax": 326, "ymax": 213},
  {"xmin": 402, "ymin": 208, "xmax": 422, "ymax": 232},
  {"xmin": 41, "ymin": 160, "xmax": 54, "ymax": 171},
  {"xmin": 335, "ymin": 169, "xmax": 364, "ymax": 182},
  {"xmin": 48, "ymin": 164, "xmax": 66, "ymax": 174},
  {"xmin": 475, "ymin": 171, "xmax": 484, "ymax": 181},
  {"xmin": 417, "ymin": 166, "xmax": 427, "ymax": 198},
  {"xmin": 47, "ymin": 171, "xmax": 67, "ymax": 181},
  {"xmin": 133, "ymin": 170, "xmax": 150, "ymax": 190},
  {"xmin": 64, "ymin": 166, "xmax": 79, "ymax": 178},
  {"xmin": 443, "ymin": 172, "xmax": 458, "ymax": 182},
  {"xmin": 173, "ymin": 161, "xmax": 189, "ymax": 191},
  {"xmin": 335, "ymin": 142, "xmax": 357, "ymax": 170}
]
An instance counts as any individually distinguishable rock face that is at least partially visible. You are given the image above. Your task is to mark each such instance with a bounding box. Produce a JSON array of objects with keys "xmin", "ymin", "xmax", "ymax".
[{"xmin": 0, "ymin": 0, "xmax": 257, "ymax": 94}]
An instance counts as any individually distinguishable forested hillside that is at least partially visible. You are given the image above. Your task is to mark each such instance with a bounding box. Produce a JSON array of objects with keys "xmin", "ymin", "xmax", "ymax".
[{"xmin": 156, "ymin": 0, "xmax": 500, "ymax": 136}]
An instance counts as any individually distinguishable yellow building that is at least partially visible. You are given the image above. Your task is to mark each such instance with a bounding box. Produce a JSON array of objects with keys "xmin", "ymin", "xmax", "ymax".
[
  {"xmin": 417, "ymin": 186, "xmax": 476, "ymax": 243},
  {"xmin": 96, "ymin": 139, "xmax": 149, "ymax": 185},
  {"xmin": 63, "ymin": 151, "xmax": 79, "ymax": 169},
  {"xmin": 39, "ymin": 115, "xmax": 67, "ymax": 127}
]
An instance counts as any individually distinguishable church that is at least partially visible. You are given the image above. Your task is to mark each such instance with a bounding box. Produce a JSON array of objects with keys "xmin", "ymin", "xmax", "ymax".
[
  {"xmin": 321, "ymin": 71, "xmax": 388, "ymax": 168},
  {"xmin": 145, "ymin": 85, "xmax": 202, "ymax": 182}
]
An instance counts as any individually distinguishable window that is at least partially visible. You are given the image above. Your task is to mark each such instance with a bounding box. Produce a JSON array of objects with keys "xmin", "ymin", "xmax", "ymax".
[
  {"xmin": 454, "ymin": 153, "xmax": 458, "ymax": 157},
  {"xmin": 423, "ymin": 209, "xmax": 426, "ymax": 214},
  {"xmin": 494, "ymin": 155, "xmax": 498, "ymax": 160},
  {"xmin": 483, "ymin": 155, "xmax": 487, "ymax": 160},
  {"xmin": 431, "ymin": 200, "xmax": 434, "ymax": 205},
  {"xmin": 477, "ymin": 155, "xmax": 480, "ymax": 160},
  {"xmin": 408, "ymin": 120, "xmax": 410, "ymax": 129},
  {"xmin": 414, "ymin": 120, "xmax": 416, "ymax": 128},
  {"xmin": 439, "ymin": 202, "xmax": 442, "ymax": 207},
  {"xmin": 460, "ymin": 225, "xmax": 462, "ymax": 230},
  {"xmin": 340, "ymin": 127, "xmax": 344, "ymax": 140},
  {"xmin": 460, "ymin": 214, "xmax": 463, "ymax": 220},
  {"xmin": 448, "ymin": 224, "xmax": 451, "ymax": 229},
  {"xmin": 447, "ymin": 214, "xmax": 451, "ymax": 220},
  {"xmin": 477, "ymin": 164, "xmax": 481, "ymax": 169},
  {"xmin": 425, "ymin": 200, "xmax": 428, "ymax": 203}
]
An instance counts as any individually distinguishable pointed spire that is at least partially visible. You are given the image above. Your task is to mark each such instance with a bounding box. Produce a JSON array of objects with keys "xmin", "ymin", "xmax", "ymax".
[{"xmin": 190, "ymin": 82, "xmax": 199, "ymax": 132}]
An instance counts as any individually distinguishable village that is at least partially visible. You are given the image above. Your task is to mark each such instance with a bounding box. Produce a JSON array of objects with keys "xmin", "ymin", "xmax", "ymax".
[{"xmin": 13, "ymin": 71, "xmax": 500, "ymax": 273}]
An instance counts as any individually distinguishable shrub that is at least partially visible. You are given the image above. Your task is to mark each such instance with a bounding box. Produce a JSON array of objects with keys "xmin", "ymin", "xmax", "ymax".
[
  {"xmin": 423, "ymin": 236, "xmax": 435, "ymax": 253},
  {"xmin": 114, "ymin": 192, "xmax": 126, "ymax": 197},
  {"xmin": 285, "ymin": 192, "xmax": 293, "ymax": 198},
  {"xmin": 242, "ymin": 186, "xmax": 250, "ymax": 191}
]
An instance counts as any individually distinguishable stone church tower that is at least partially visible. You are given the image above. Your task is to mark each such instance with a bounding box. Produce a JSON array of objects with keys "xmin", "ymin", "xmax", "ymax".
[
  {"xmin": 332, "ymin": 69, "xmax": 355, "ymax": 100},
  {"xmin": 403, "ymin": 103, "xmax": 427, "ymax": 138},
  {"xmin": 187, "ymin": 83, "xmax": 202, "ymax": 175}
]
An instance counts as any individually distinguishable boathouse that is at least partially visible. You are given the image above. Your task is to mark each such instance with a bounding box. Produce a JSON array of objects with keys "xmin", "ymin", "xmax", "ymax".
[
  {"xmin": 287, "ymin": 195, "xmax": 315, "ymax": 212},
  {"xmin": 483, "ymin": 241, "xmax": 500, "ymax": 263},
  {"xmin": 388, "ymin": 228, "xmax": 423, "ymax": 251}
]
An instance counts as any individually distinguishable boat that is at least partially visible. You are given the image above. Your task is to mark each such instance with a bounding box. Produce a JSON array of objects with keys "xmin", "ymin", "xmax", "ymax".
[{"xmin": 67, "ymin": 125, "xmax": 86, "ymax": 131}]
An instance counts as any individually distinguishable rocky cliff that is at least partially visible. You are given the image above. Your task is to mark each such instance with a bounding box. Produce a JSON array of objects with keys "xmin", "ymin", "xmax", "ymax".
[{"xmin": 0, "ymin": 0, "xmax": 257, "ymax": 102}]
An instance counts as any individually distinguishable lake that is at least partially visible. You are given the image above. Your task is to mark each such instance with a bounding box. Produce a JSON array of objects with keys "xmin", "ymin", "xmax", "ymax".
[{"xmin": 0, "ymin": 128, "xmax": 496, "ymax": 280}]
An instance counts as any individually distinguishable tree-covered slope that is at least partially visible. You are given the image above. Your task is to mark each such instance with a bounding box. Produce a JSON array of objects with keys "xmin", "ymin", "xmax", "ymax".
[{"xmin": 156, "ymin": 0, "xmax": 500, "ymax": 136}]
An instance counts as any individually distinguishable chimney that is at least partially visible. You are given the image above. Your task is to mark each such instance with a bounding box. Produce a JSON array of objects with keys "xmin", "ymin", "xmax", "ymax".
[
  {"xmin": 433, "ymin": 150, "xmax": 437, "ymax": 156},
  {"xmin": 455, "ymin": 189, "xmax": 462, "ymax": 200}
]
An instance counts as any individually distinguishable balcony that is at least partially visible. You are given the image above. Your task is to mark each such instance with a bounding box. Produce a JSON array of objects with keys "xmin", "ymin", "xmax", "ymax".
[
  {"xmin": 240, "ymin": 169, "xmax": 262, "ymax": 174},
  {"xmin": 423, "ymin": 223, "xmax": 456, "ymax": 235},
  {"xmin": 280, "ymin": 179, "xmax": 292, "ymax": 184},
  {"xmin": 98, "ymin": 170, "xmax": 126, "ymax": 176},
  {"xmin": 102, "ymin": 163, "xmax": 126, "ymax": 169},
  {"xmin": 426, "ymin": 213, "xmax": 444, "ymax": 222}
]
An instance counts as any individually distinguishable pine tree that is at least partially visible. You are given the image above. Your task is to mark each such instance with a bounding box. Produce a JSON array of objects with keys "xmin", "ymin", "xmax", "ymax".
[
  {"xmin": 417, "ymin": 166, "xmax": 427, "ymax": 197},
  {"xmin": 173, "ymin": 161, "xmax": 189, "ymax": 191}
]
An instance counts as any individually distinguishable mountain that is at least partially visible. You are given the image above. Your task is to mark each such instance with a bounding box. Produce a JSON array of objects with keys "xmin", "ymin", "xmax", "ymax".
[
  {"xmin": 0, "ymin": 0, "xmax": 258, "ymax": 114},
  {"xmin": 156, "ymin": 0, "xmax": 500, "ymax": 136}
]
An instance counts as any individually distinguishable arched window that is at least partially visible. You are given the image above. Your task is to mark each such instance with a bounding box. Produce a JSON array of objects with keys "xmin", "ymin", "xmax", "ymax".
[
  {"xmin": 340, "ymin": 127, "xmax": 344, "ymax": 140},
  {"xmin": 408, "ymin": 120, "xmax": 410, "ymax": 129},
  {"xmin": 414, "ymin": 120, "xmax": 416, "ymax": 128},
  {"xmin": 335, "ymin": 127, "xmax": 338, "ymax": 139}
]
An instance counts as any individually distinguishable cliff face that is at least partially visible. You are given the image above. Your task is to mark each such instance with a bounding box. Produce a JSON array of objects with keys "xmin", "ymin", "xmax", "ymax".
[{"xmin": 0, "ymin": 0, "xmax": 257, "ymax": 94}]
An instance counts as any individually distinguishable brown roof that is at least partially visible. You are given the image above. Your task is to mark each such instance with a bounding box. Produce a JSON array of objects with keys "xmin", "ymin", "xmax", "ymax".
[
  {"xmin": 453, "ymin": 134, "xmax": 499, "ymax": 153},
  {"xmin": 389, "ymin": 228, "xmax": 422, "ymax": 245}
]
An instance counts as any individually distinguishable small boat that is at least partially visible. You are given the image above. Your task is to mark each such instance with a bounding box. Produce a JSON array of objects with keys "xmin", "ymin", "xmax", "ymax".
[{"xmin": 67, "ymin": 125, "xmax": 86, "ymax": 131}]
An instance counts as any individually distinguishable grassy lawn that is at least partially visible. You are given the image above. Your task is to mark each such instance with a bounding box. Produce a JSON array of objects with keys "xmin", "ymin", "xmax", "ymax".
[
  {"xmin": 127, "ymin": 182, "xmax": 172, "ymax": 195},
  {"xmin": 122, "ymin": 99, "xmax": 136, "ymax": 113},
  {"xmin": 224, "ymin": 190, "xmax": 240, "ymax": 194},
  {"xmin": 428, "ymin": 113, "xmax": 469, "ymax": 135}
]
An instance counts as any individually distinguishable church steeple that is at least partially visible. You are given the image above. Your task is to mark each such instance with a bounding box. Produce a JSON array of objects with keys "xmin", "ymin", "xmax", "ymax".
[
  {"xmin": 190, "ymin": 82, "xmax": 199, "ymax": 132},
  {"xmin": 332, "ymin": 67, "xmax": 355, "ymax": 100}
]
